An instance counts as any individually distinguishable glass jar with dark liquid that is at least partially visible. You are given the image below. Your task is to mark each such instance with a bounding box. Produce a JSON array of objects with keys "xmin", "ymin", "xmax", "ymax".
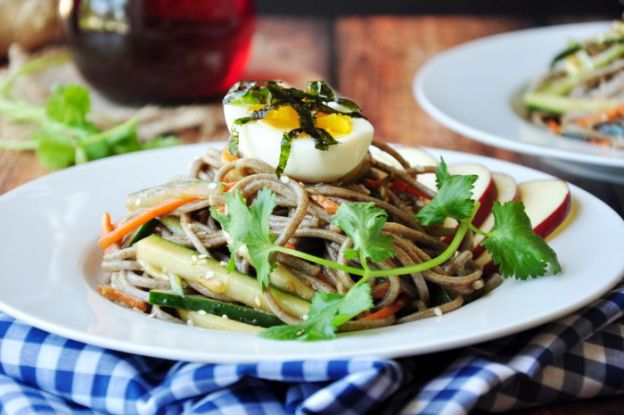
[{"xmin": 60, "ymin": 0, "xmax": 254, "ymax": 104}]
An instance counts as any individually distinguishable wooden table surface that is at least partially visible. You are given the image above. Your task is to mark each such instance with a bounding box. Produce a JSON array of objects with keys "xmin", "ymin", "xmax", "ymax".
[{"xmin": 1, "ymin": 14, "xmax": 623, "ymax": 414}]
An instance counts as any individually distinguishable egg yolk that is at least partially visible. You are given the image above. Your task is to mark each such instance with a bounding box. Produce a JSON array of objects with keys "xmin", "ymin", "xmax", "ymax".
[
  {"xmin": 248, "ymin": 105, "xmax": 353, "ymax": 137},
  {"xmin": 315, "ymin": 113, "xmax": 352, "ymax": 137}
]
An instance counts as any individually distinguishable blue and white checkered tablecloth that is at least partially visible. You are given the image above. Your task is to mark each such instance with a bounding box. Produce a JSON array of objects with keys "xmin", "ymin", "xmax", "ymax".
[{"xmin": 0, "ymin": 282, "xmax": 622, "ymax": 415}]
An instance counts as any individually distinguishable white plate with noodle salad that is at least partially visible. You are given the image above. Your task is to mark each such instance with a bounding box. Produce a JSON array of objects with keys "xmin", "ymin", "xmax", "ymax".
[
  {"xmin": 0, "ymin": 81, "xmax": 623, "ymax": 363},
  {"xmin": 415, "ymin": 21, "xmax": 624, "ymax": 182}
]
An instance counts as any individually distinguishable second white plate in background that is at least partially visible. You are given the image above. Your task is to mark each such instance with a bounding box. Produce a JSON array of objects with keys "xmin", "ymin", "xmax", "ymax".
[{"xmin": 415, "ymin": 21, "xmax": 624, "ymax": 181}]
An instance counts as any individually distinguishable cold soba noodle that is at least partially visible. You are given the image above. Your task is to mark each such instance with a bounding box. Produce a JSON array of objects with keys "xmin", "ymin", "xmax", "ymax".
[{"xmin": 99, "ymin": 141, "xmax": 489, "ymax": 331}]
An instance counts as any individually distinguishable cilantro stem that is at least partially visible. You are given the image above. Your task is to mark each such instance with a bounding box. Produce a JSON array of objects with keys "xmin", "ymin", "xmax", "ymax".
[
  {"xmin": 468, "ymin": 222, "xmax": 489, "ymax": 237},
  {"xmin": 275, "ymin": 246, "xmax": 366, "ymax": 275},
  {"xmin": 273, "ymin": 219, "xmax": 470, "ymax": 280},
  {"xmin": 366, "ymin": 220, "xmax": 469, "ymax": 278}
]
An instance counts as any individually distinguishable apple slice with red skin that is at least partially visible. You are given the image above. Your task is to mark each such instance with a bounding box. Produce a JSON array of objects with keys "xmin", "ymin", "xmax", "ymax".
[
  {"xmin": 520, "ymin": 179, "xmax": 572, "ymax": 239},
  {"xmin": 472, "ymin": 172, "xmax": 519, "ymax": 258},
  {"xmin": 419, "ymin": 163, "xmax": 497, "ymax": 229},
  {"xmin": 475, "ymin": 178, "xmax": 572, "ymax": 276}
]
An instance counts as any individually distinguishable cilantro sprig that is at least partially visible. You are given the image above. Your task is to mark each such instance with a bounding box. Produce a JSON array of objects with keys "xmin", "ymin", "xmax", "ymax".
[
  {"xmin": 211, "ymin": 188, "xmax": 278, "ymax": 288},
  {"xmin": 482, "ymin": 202, "xmax": 561, "ymax": 279},
  {"xmin": 212, "ymin": 159, "xmax": 562, "ymax": 341},
  {"xmin": 416, "ymin": 158, "xmax": 477, "ymax": 226},
  {"xmin": 0, "ymin": 54, "xmax": 180, "ymax": 169},
  {"xmin": 262, "ymin": 284, "xmax": 372, "ymax": 340}
]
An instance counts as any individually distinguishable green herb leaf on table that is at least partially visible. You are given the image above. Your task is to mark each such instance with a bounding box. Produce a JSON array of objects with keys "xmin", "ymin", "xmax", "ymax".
[
  {"xmin": 483, "ymin": 201, "xmax": 561, "ymax": 279},
  {"xmin": 416, "ymin": 158, "xmax": 478, "ymax": 226},
  {"xmin": 211, "ymin": 188, "xmax": 278, "ymax": 288},
  {"xmin": 262, "ymin": 283, "xmax": 373, "ymax": 340},
  {"xmin": 331, "ymin": 202, "xmax": 395, "ymax": 263},
  {"xmin": 0, "ymin": 52, "xmax": 181, "ymax": 169},
  {"xmin": 46, "ymin": 84, "xmax": 91, "ymax": 127},
  {"xmin": 33, "ymin": 129, "xmax": 76, "ymax": 169}
]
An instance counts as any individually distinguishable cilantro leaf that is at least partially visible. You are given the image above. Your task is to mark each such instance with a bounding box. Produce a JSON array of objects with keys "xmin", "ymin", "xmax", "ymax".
[
  {"xmin": 483, "ymin": 201, "xmax": 561, "ymax": 279},
  {"xmin": 262, "ymin": 284, "xmax": 373, "ymax": 341},
  {"xmin": 331, "ymin": 202, "xmax": 394, "ymax": 263},
  {"xmin": 416, "ymin": 158, "xmax": 477, "ymax": 226},
  {"xmin": 33, "ymin": 129, "xmax": 75, "ymax": 169},
  {"xmin": 211, "ymin": 188, "xmax": 277, "ymax": 288},
  {"xmin": 141, "ymin": 135, "xmax": 181, "ymax": 150},
  {"xmin": 46, "ymin": 84, "xmax": 91, "ymax": 126}
]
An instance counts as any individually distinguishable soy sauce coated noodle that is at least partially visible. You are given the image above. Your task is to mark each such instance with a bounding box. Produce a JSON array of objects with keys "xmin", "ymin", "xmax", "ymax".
[{"xmin": 100, "ymin": 141, "xmax": 490, "ymax": 330}]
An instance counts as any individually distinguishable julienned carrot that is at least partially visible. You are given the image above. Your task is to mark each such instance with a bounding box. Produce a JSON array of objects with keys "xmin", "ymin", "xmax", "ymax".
[
  {"xmin": 310, "ymin": 194, "xmax": 340, "ymax": 215},
  {"xmin": 222, "ymin": 181, "xmax": 236, "ymax": 192},
  {"xmin": 364, "ymin": 178, "xmax": 430, "ymax": 200},
  {"xmin": 547, "ymin": 120, "xmax": 561, "ymax": 134},
  {"xmin": 101, "ymin": 212, "xmax": 113, "ymax": 236},
  {"xmin": 360, "ymin": 298, "xmax": 407, "ymax": 321},
  {"xmin": 98, "ymin": 197, "xmax": 198, "ymax": 249},
  {"xmin": 389, "ymin": 180, "xmax": 431, "ymax": 200},
  {"xmin": 371, "ymin": 282, "xmax": 390, "ymax": 299},
  {"xmin": 575, "ymin": 102, "xmax": 624, "ymax": 128},
  {"xmin": 98, "ymin": 285, "xmax": 148, "ymax": 312}
]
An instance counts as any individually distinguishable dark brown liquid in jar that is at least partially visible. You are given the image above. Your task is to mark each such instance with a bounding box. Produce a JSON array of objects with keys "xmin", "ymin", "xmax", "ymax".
[{"xmin": 62, "ymin": 0, "xmax": 254, "ymax": 104}]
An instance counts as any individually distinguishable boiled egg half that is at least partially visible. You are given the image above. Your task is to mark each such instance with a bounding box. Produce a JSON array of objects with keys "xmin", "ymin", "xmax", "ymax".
[{"xmin": 223, "ymin": 102, "xmax": 374, "ymax": 183}]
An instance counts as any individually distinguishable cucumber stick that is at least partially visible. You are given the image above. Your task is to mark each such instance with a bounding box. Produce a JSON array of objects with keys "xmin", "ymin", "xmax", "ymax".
[
  {"xmin": 178, "ymin": 309, "xmax": 262, "ymax": 334},
  {"xmin": 135, "ymin": 235, "xmax": 310, "ymax": 318},
  {"xmin": 159, "ymin": 216, "xmax": 184, "ymax": 236},
  {"xmin": 149, "ymin": 290, "xmax": 283, "ymax": 327},
  {"xmin": 265, "ymin": 263, "xmax": 314, "ymax": 300},
  {"xmin": 524, "ymin": 93, "xmax": 621, "ymax": 115},
  {"xmin": 126, "ymin": 180, "xmax": 221, "ymax": 210},
  {"xmin": 128, "ymin": 219, "xmax": 159, "ymax": 245}
]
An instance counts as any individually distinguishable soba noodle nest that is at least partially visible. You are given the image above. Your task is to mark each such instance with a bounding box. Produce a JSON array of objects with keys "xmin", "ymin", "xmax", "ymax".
[{"xmin": 100, "ymin": 141, "xmax": 500, "ymax": 331}]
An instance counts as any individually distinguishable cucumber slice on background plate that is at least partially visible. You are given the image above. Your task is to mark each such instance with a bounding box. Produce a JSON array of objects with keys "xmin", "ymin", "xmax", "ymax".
[{"xmin": 524, "ymin": 93, "xmax": 622, "ymax": 115}]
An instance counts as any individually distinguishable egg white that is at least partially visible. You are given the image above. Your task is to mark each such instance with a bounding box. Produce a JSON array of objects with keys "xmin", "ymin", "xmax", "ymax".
[{"xmin": 223, "ymin": 104, "xmax": 374, "ymax": 182}]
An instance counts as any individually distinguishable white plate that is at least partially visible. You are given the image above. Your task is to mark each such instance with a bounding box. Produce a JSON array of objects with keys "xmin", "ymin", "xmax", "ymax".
[
  {"xmin": 415, "ymin": 22, "xmax": 624, "ymax": 179},
  {"xmin": 0, "ymin": 144, "xmax": 622, "ymax": 363}
]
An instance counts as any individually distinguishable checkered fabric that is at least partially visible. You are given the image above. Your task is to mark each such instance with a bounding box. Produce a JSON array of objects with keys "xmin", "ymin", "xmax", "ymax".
[{"xmin": 0, "ymin": 282, "xmax": 622, "ymax": 415}]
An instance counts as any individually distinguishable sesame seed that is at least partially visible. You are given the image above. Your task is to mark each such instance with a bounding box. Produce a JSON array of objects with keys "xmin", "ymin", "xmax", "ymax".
[
  {"xmin": 198, "ymin": 309, "xmax": 207, "ymax": 315},
  {"xmin": 191, "ymin": 255, "xmax": 198, "ymax": 264},
  {"xmin": 433, "ymin": 307, "xmax": 443, "ymax": 317},
  {"xmin": 279, "ymin": 175, "xmax": 290, "ymax": 184},
  {"xmin": 186, "ymin": 319, "xmax": 194, "ymax": 326},
  {"xmin": 254, "ymin": 296, "xmax": 261, "ymax": 306},
  {"xmin": 221, "ymin": 314, "xmax": 229, "ymax": 319},
  {"xmin": 198, "ymin": 254, "xmax": 209, "ymax": 259},
  {"xmin": 208, "ymin": 182, "xmax": 217, "ymax": 189},
  {"xmin": 302, "ymin": 314, "xmax": 309, "ymax": 321},
  {"xmin": 205, "ymin": 270, "xmax": 215, "ymax": 279},
  {"xmin": 134, "ymin": 198, "xmax": 141, "ymax": 206},
  {"xmin": 219, "ymin": 261, "xmax": 228, "ymax": 267}
]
